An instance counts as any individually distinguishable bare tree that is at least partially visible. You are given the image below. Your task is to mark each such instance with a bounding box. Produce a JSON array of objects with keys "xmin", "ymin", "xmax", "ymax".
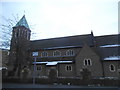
[
  {"xmin": 0, "ymin": 14, "xmax": 18, "ymax": 49},
  {"xmin": 0, "ymin": 14, "xmax": 36, "ymax": 49}
]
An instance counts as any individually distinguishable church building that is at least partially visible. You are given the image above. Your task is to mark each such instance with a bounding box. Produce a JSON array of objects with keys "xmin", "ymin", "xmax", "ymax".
[{"xmin": 7, "ymin": 15, "xmax": 120, "ymax": 79}]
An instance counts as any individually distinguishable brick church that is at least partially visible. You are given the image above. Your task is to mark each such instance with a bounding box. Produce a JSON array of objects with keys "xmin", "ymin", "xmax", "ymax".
[{"xmin": 7, "ymin": 15, "xmax": 120, "ymax": 79}]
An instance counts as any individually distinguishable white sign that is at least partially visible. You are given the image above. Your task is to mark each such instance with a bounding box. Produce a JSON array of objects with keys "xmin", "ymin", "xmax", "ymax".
[{"xmin": 32, "ymin": 52, "xmax": 38, "ymax": 56}]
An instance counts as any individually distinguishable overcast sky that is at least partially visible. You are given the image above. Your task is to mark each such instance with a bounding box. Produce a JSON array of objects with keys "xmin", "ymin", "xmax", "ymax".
[{"xmin": 1, "ymin": 0, "xmax": 119, "ymax": 40}]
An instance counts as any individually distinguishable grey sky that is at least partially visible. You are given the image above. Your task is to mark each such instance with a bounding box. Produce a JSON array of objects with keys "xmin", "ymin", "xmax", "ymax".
[{"xmin": 1, "ymin": 0, "xmax": 119, "ymax": 40}]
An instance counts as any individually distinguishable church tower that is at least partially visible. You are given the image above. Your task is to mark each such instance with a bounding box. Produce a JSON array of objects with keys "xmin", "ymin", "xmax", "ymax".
[{"xmin": 8, "ymin": 15, "xmax": 31, "ymax": 77}]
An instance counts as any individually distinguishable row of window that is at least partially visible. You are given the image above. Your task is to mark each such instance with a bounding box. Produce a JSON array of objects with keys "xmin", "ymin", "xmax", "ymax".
[
  {"xmin": 36, "ymin": 65, "xmax": 72, "ymax": 71},
  {"xmin": 83, "ymin": 60, "xmax": 116, "ymax": 72},
  {"xmin": 35, "ymin": 64, "xmax": 116, "ymax": 72},
  {"xmin": 35, "ymin": 59, "xmax": 92, "ymax": 72},
  {"xmin": 32, "ymin": 50, "xmax": 75, "ymax": 57}
]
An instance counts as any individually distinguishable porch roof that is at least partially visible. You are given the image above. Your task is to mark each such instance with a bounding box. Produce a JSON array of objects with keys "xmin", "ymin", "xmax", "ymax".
[{"xmin": 33, "ymin": 61, "xmax": 73, "ymax": 66}]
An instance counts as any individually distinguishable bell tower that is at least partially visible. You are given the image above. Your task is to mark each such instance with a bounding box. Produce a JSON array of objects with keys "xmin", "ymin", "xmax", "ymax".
[{"xmin": 8, "ymin": 15, "xmax": 31, "ymax": 77}]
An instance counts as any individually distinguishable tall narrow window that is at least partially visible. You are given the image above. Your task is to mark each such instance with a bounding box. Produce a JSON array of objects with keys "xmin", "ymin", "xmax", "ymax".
[
  {"xmin": 24, "ymin": 30, "xmax": 26, "ymax": 38},
  {"xmin": 84, "ymin": 60, "xmax": 87, "ymax": 66},
  {"xmin": 14, "ymin": 31, "xmax": 17, "ymax": 38},
  {"xmin": 65, "ymin": 65, "xmax": 72, "ymax": 71},
  {"xmin": 88, "ymin": 59, "xmax": 91, "ymax": 66},
  {"xmin": 27, "ymin": 31, "xmax": 29, "ymax": 40},
  {"xmin": 53, "ymin": 50, "xmax": 61, "ymax": 56},
  {"xmin": 109, "ymin": 64, "xmax": 115, "ymax": 72},
  {"xmin": 16, "ymin": 31, "xmax": 19, "ymax": 37},
  {"xmin": 21, "ymin": 30, "xmax": 23, "ymax": 34},
  {"xmin": 66, "ymin": 50, "xmax": 74, "ymax": 56},
  {"xmin": 19, "ymin": 29, "xmax": 21, "ymax": 36},
  {"xmin": 41, "ymin": 51, "xmax": 48, "ymax": 57},
  {"xmin": 24, "ymin": 30, "xmax": 27, "ymax": 38},
  {"xmin": 25, "ymin": 30, "xmax": 27, "ymax": 38}
]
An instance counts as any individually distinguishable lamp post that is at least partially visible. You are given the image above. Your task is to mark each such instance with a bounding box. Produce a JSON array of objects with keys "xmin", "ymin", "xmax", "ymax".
[{"xmin": 33, "ymin": 57, "xmax": 36, "ymax": 84}]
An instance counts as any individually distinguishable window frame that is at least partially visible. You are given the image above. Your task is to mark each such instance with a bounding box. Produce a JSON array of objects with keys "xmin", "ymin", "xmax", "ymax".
[
  {"xmin": 66, "ymin": 49, "xmax": 74, "ymax": 56},
  {"xmin": 53, "ymin": 50, "xmax": 61, "ymax": 56},
  {"xmin": 41, "ymin": 51, "xmax": 48, "ymax": 57},
  {"xmin": 65, "ymin": 65, "xmax": 72, "ymax": 71},
  {"xmin": 37, "ymin": 66, "xmax": 42, "ymax": 71},
  {"xmin": 109, "ymin": 64, "xmax": 115, "ymax": 72},
  {"xmin": 84, "ymin": 59, "xmax": 92, "ymax": 66}
]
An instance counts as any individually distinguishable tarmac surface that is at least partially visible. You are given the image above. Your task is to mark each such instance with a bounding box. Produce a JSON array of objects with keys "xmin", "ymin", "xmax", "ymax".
[{"xmin": 2, "ymin": 83, "xmax": 120, "ymax": 89}]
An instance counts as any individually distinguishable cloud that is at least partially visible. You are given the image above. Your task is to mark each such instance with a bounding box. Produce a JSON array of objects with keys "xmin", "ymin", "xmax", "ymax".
[{"xmin": 1, "ymin": 0, "xmax": 118, "ymax": 40}]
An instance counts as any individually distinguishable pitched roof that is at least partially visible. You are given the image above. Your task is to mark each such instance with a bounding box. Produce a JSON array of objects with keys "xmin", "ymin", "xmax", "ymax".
[
  {"xmin": 30, "ymin": 33, "xmax": 120, "ymax": 61},
  {"xmin": 97, "ymin": 47, "xmax": 119, "ymax": 59},
  {"xmin": 14, "ymin": 15, "xmax": 29, "ymax": 29},
  {"xmin": 104, "ymin": 56, "xmax": 120, "ymax": 60},
  {"xmin": 95, "ymin": 34, "xmax": 120, "ymax": 61},
  {"xmin": 95, "ymin": 34, "xmax": 119, "ymax": 46},
  {"xmin": 30, "ymin": 34, "xmax": 94, "ymax": 50}
]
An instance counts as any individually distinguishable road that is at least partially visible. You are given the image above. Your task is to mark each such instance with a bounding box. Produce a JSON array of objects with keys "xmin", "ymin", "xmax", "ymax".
[{"xmin": 2, "ymin": 83, "xmax": 120, "ymax": 89}]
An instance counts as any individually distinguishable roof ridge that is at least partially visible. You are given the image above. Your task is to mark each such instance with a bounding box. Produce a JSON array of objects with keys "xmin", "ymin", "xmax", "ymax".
[
  {"xmin": 30, "ymin": 34, "xmax": 91, "ymax": 42},
  {"xmin": 95, "ymin": 34, "xmax": 119, "ymax": 38}
]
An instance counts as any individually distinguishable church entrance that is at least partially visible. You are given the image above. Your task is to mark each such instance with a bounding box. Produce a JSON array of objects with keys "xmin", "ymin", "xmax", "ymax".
[{"xmin": 48, "ymin": 68, "xmax": 58, "ymax": 79}]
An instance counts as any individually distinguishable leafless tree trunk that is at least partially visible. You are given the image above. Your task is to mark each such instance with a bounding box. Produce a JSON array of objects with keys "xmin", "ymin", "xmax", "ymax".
[{"xmin": 0, "ymin": 14, "xmax": 19, "ymax": 49}]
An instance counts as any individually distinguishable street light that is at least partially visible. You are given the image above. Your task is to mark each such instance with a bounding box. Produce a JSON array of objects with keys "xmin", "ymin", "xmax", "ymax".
[{"xmin": 33, "ymin": 57, "xmax": 36, "ymax": 84}]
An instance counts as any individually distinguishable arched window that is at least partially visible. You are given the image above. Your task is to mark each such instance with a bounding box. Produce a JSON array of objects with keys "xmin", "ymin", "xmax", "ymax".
[
  {"xmin": 24, "ymin": 30, "xmax": 27, "ymax": 38},
  {"xmin": 84, "ymin": 59, "xmax": 87, "ymax": 66},
  {"xmin": 53, "ymin": 50, "xmax": 61, "ymax": 56},
  {"xmin": 25, "ymin": 30, "xmax": 27, "ymax": 38},
  {"xmin": 109, "ymin": 64, "xmax": 115, "ymax": 72},
  {"xmin": 27, "ymin": 31, "xmax": 30, "ymax": 40},
  {"xmin": 18, "ymin": 29, "xmax": 21, "ymax": 36},
  {"xmin": 88, "ymin": 59, "xmax": 91, "ymax": 66},
  {"xmin": 66, "ymin": 50, "xmax": 74, "ymax": 56},
  {"xmin": 24, "ymin": 30, "xmax": 26, "ymax": 38},
  {"xmin": 65, "ymin": 65, "xmax": 72, "ymax": 71},
  {"xmin": 41, "ymin": 51, "xmax": 48, "ymax": 57},
  {"xmin": 14, "ymin": 31, "xmax": 17, "ymax": 38},
  {"xmin": 16, "ymin": 30, "xmax": 19, "ymax": 37},
  {"xmin": 84, "ymin": 59, "xmax": 92, "ymax": 66}
]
